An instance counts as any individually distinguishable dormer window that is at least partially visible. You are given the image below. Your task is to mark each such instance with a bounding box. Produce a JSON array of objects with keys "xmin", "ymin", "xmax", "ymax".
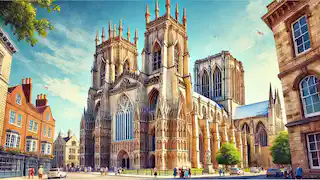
[
  {"xmin": 292, "ymin": 15, "xmax": 311, "ymax": 56},
  {"xmin": 16, "ymin": 94, "xmax": 21, "ymax": 105},
  {"xmin": 152, "ymin": 43, "xmax": 161, "ymax": 71}
]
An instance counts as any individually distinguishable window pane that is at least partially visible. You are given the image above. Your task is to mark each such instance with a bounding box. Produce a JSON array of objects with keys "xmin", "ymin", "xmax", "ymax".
[
  {"xmin": 316, "ymin": 134, "xmax": 320, "ymax": 141},
  {"xmin": 312, "ymin": 95, "xmax": 320, "ymax": 103},
  {"xmin": 298, "ymin": 45, "xmax": 304, "ymax": 54},
  {"xmin": 294, "ymin": 30, "xmax": 301, "ymax": 38},
  {"xmin": 301, "ymin": 25, "xmax": 308, "ymax": 34},
  {"xmin": 300, "ymin": 16, "xmax": 306, "ymax": 26},
  {"xmin": 305, "ymin": 97, "xmax": 312, "ymax": 105},
  {"xmin": 293, "ymin": 22, "xmax": 300, "ymax": 31},
  {"xmin": 306, "ymin": 105, "xmax": 313, "ymax": 114},
  {"xmin": 309, "ymin": 76, "xmax": 316, "ymax": 85},
  {"xmin": 309, "ymin": 135, "xmax": 315, "ymax": 142},
  {"xmin": 302, "ymin": 88, "xmax": 309, "ymax": 96},
  {"xmin": 310, "ymin": 85, "xmax": 317, "ymax": 94},
  {"xmin": 310, "ymin": 142, "xmax": 316, "ymax": 150},
  {"xmin": 314, "ymin": 103, "xmax": 320, "ymax": 112},
  {"xmin": 313, "ymin": 159, "xmax": 319, "ymax": 167},
  {"xmin": 311, "ymin": 152, "xmax": 318, "ymax": 158},
  {"xmin": 296, "ymin": 37, "xmax": 303, "ymax": 45},
  {"xmin": 305, "ymin": 41, "xmax": 311, "ymax": 50},
  {"xmin": 303, "ymin": 33, "xmax": 310, "ymax": 42}
]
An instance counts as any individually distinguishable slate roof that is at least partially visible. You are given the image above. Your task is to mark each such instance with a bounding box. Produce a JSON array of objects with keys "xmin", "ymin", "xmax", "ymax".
[
  {"xmin": 233, "ymin": 100, "xmax": 269, "ymax": 120},
  {"xmin": 63, "ymin": 137, "xmax": 71, "ymax": 142}
]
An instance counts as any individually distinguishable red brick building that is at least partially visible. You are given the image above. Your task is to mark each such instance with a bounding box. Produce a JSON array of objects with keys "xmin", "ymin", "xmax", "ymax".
[{"xmin": 1, "ymin": 78, "xmax": 55, "ymax": 157}]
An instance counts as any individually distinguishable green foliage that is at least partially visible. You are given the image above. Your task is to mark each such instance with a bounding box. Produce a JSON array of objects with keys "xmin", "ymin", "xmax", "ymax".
[
  {"xmin": 270, "ymin": 131, "xmax": 291, "ymax": 165},
  {"xmin": 0, "ymin": 0, "xmax": 60, "ymax": 46},
  {"xmin": 216, "ymin": 143, "xmax": 241, "ymax": 166}
]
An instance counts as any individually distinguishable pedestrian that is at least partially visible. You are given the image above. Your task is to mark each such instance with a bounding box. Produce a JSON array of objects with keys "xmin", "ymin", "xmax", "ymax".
[
  {"xmin": 100, "ymin": 167, "xmax": 104, "ymax": 175},
  {"xmin": 219, "ymin": 168, "xmax": 222, "ymax": 176},
  {"xmin": 104, "ymin": 166, "xmax": 108, "ymax": 175},
  {"xmin": 188, "ymin": 168, "xmax": 191, "ymax": 178},
  {"xmin": 284, "ymin": 166, "xmax": 288, "ymax": 179},
  {"xmin": 181, "ymin": 168, "xmax": 184, "ymax": 178},
  {"xmin": 153, "ymin": 167, "xmax": 158, "ymax": 177},
  {"xmin": 184, "ymin": 168, "xmax": 189, "ymax": 179},
  {"xmin": 295, "ymin": 164, "xmax": 303, "ymax": 179},
  {"xmin": 173, "ymin": 167, "xmax": 177, "ymax": 178},
  {"xmin": 114, "ymin": 167, "xmax": 117, "ymax": 176},
  {"xmin": 28, "ymin": 167, "xmax": 35, "ymax": 179},
  {"xmin": 38, "ymin": 165, "xmax": 44, "ymax": 180}
]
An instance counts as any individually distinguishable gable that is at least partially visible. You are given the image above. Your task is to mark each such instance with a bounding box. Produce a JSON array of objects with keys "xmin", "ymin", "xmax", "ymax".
[{"xmin": 7, "ymin": 85, "xmax": 27, "ymax": 106}]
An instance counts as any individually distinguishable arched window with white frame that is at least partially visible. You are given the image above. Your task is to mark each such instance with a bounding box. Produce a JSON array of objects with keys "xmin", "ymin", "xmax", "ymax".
[
  {"xmin": 214, "ymin": 67, "xmax": 222, "ymax": 98},
  {"xmin": 300, "ymin": 75, "xmax": 320, "ymax": 117},
  {"xmin": 201, "ymin": 70, "xmax": 209, "ymax": 98}
]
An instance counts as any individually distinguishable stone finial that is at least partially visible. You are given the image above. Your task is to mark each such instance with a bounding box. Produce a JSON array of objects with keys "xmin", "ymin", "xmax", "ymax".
[
  {"xmin": 134, "ymin": 28, "xmax": 138, "ymax": 46},
  {"xmin": 113, "ymin": 24, "xmax": 117, "ymax": 38},
  {"xmin": 145, "ymin": 4, "xmax": 150, "ymax": 23},
  {"xmin": 101, "ymin": 27, "xmax": 105, "ymax": 42},
  {"xmin": 95, "ymin": 30, "xmax": 99, "ymax": 46},
  {"xmin": 108, "ymin": 21, "xmax": 113, "ymax": 39},
  {"xmin": 166, "ymin": 0, "xmax": 171, "ymax": 16},
  {"xmin": 127, "ymin": 26, "xmax": 131, "ymax": 41},
  {"xmin": 183, "ymin": 8, "xmax": 187, "ymax": 27},
  {"xmin": 119, "ymin": 19, "xmax": 123, "ymax": 39},
  {"xmin": 155, "ymin": 0, "xmax": 159, "ymax": 19},
  {"xmin": 175, "ymin": 2, "xmax": 179, "ymax": 21}
]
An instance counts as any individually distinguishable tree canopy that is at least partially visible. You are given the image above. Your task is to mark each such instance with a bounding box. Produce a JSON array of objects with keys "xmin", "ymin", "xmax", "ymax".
[
  {"xmin": 216, "ymin": 143, "xmax": 241, "ymax": 166},
  {"xmin": 270, "ymin": 131, "xmax": 291, "ymax": 165},
  {"xmin": 0, "ymin": 0, "xmax": 60, "ymax": 47}
]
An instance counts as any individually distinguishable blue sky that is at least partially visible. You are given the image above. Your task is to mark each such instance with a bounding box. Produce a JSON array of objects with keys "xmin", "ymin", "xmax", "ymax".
[{"xmin": 3, "ymin": 0, "xmax": 282, "ymax": 138}]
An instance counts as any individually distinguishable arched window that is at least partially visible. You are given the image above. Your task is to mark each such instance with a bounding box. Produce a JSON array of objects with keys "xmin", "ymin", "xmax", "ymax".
[
  {"xmin": 201, "ymin": 70, "xmax": 209, "ymax": 98},
  {"xmin": 115, "ymin": 95, "xmax": 134, "ymax": 141},
  {"xmin": 174, "ymin": 45, "xmax": 179, "ymax": 73},
  {"xmin": 100, "ymin": 61, "xmax": 106, "ymax": 86},
  {"xmin": 124, "ymin": 61, "xmax": 130, "ymax": 72},
  {"xmin": 149, "ymin": 89, "xmax": 159, "ymax": 111},
  {"xmin": 241, "ymin": 123, "xmax": 250, "ymax": 133},
  {"xmin": 214, "ymin": 67, "xmax": 222, "ymax": 98},
  {"xmin": 256, "ymin": 122, "xmax": 268, "ymax": 147},
  {"xmin": 202, "ymin": 106, "xmax": 206, "ymax": 118},
  {"xmin": 115, "ymin": 65, "xmax": 118, "ymax": 79},
  {"xmin": 152, "ymin": 42, "xmax": 161, "ymax": 71},
  {"xmin": 300, "ymin": 75, "xmax": 320, "ymax": 117}
]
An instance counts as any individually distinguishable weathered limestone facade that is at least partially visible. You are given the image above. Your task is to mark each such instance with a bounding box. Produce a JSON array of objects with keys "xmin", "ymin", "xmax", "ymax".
[
  {"xmin": 80, "ymin": 0, "xmax": 283, "ymax": 171},
  {"xmin": 0, "ymin": 28, "xmax": 17, "ymax": 144},
  {"xmin": 262, "ymin": 0, "xmax": 320, "ymax": 178}
]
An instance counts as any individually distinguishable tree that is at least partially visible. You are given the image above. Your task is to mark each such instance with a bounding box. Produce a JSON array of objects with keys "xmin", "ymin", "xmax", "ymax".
[
  {"xmin": 0, "ymin": 0, "xmax": 60, "ymax": 47},
  {"xmin": 270, "ymin": 131, "xmax": 291, "ymax": 165},
  {"xmin": 216, "ymin": 143, "xmax": 241, "ymax": 167}
]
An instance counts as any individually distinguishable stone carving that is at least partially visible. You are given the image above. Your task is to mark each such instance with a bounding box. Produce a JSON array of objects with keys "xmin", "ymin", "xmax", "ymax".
[{"xmin": 206, "ymin": 151, "xmax": 212, "ymax": 164}]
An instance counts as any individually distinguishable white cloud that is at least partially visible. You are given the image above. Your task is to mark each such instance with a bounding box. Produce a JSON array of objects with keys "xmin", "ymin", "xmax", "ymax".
[{"xmin": 37, "ymin": 76, "xmax": 87, "ymax": 108}]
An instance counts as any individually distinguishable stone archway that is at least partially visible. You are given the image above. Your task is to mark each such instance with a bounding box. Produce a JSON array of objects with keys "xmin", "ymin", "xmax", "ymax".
[{"xmin": 117, "ymin": 150, "xmax": 130, "ymax": 169}]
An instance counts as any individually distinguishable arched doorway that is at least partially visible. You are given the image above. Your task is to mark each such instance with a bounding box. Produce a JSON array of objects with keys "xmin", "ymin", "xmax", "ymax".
[
  {"xmin": 150, "ymin": 154, "xmax": 155, "ymax": 168},
  {"xmin": 117, "ymin": 150, "xmax": 130, "ymax": 169}
]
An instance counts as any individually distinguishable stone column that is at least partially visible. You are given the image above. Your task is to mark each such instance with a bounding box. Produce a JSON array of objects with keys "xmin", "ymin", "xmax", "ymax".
[
  {"xmin": 242, "ymin": 133, "xmax": 248, "ymax": 167},
  {"xmin": 119, "ymin": 63, "xmax": 123, "ymax": 75},
  {"xmin": 111, "ymin": 64, "xmax": 115, "ymax": 82},
  {"xmin": 236, "ymin": 131, "xmax": 243, "ymax": 168},
  {"xmin": 203, "ymin": 120, "xmax": 213, "ymax": 173},
  {"xmin": 192, "ymin": 113, "xmax": 200, "ymax": 168},
  {"xmin": 249, "ymin": 133, "xmax": 255, "ymax": 166},
  {"xmin": 211, "ymin": 122, "xmax": 220, "ymax": 168}
]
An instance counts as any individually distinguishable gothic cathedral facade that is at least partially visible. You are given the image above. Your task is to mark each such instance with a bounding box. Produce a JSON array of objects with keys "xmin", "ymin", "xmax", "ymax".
[{"xmin": 80, "ymin": 0, "xmax": 284, "ymax": 171}]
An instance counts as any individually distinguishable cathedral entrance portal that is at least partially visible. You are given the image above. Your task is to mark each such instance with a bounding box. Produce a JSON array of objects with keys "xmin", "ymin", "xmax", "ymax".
[{"xmin": 117, "ymin": 150, "xmax": 130, "ymax": 169}]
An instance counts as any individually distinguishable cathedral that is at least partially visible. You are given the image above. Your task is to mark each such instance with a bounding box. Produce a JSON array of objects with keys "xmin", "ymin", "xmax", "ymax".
[{"xmin": 79, "ymin": 0, "xmax": 284, "ymax": 172}]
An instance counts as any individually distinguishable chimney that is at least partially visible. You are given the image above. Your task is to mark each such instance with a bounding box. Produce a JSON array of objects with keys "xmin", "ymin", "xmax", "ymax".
[
  {"xmin": 36, "ymin": 93, "xmax": 48, "ymax": 107},
  {"xmin": 22, "ymin": 78, "xmax": 32, "ymax": 103}
]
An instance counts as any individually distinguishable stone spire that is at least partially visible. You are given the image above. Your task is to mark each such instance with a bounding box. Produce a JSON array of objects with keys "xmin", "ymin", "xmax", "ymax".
[
  {"xmin": 166, "ymin": 0, "xmax": 171, "ymax": 16},
  {"xmin": 127, "ymin": 26, "xmax": 131, "ymax": 41},
  {"xmin": 175, "ymin": 2, "xmax": 179, "ymax": 21},
  {"xmin": 95, "ymin": 30, "xmax": 99, "ymax": 46},
  {"xmin": 269, "ymin": 83, "xmax": 273, "ymax": 104},
  {"xmin": 119, "ymin": 19, "xmax": 123, "ymax": 39},
  {"xmin": 155, "ymin": 0, "xmax": 159, "ymax": 19},
  {"xmin": 101, "ymin": 27, "xmax": 105, "ymax": 42},
  {"xmin": 108, "ymin": 21, "xmax": 112, "ymax": 39},
  {"xmin": 183, "ymin": 8, "xmax": 187, "ymax": 28},
  {"xmin": 113, "ymin": 24, "xmax": 117, "ymax": 38},
  {"xmin": 134, "ymin": 28, "xmax": 138, "ymax": 46},
  {"xmin": 145, "ymin": 4, "xmax": 150, "ymax": 23}
]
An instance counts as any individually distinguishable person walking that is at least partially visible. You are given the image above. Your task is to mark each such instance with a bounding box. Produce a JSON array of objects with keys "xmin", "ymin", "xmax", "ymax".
[
  {"xmin": 184, "ymin": 168, "xmax": 189, "ymax": 179},
  {"xmin": 153, "ymin": 167, "xmax": 158, "ymax": 178},
  {"xmin": 295, "ymin": 164, "xmax": 303, "ymax": 179},
  {"xmin": 104, "ymin": 166, "xmax": 108, "ymax": 175},
  {"xmin": 173, "ymin": 167, "xmax": 177, "ymax": 178},
  {"xmin": 188, "ymin": 168, "xmax": 191, "ymax": 178},
  {"xmin": 38, "ymin": 165, "xmax": 44, "ymax": 180},
  {"xmin": 28, "ymin": 167, "xmax": 35, "ymax": 179}
]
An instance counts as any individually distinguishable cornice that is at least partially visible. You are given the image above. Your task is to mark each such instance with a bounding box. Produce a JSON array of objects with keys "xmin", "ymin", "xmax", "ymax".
[{"xmin": 0, "ymin": 28, "xmax": 18, "ymax": 54}]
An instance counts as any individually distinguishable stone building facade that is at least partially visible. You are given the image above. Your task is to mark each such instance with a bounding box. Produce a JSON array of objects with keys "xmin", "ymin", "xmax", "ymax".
[
  {"xmin": 53, "ymin": 130, "xmax": 80, "ymax": 168},
  {"xmin": 0, "ymin": 27, "xmax": 17, "ymax": 144},
  {"xmin": 262, "ymin": 0, "xmax": 320, "ymax": 178},
  {"xmin": 80, "ymin": 0, "xmax": 284, "ymax": 171}
]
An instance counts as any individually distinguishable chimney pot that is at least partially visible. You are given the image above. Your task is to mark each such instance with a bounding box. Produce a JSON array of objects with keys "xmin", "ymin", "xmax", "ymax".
[
  {"xmin": 22, "ymin": 79, "xmax": 25, "ymax": 84},
  {"xmin": 40, "ymin": 94, "xmax": 43, "ymax": 99},
  {"xmin": 37, "ymin": 95, "xmax": 40, "ymax": 99},
  {"xmin": 26, "ymin": 78, "xmax": 30, "ymax": 84},
  {"xmin": 29, "ymin": 78, "xmax": 32, "ymax": 84},
  {"xmin": 44, "ymin": 94, "xmax": 47, "ymax": 99}
]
